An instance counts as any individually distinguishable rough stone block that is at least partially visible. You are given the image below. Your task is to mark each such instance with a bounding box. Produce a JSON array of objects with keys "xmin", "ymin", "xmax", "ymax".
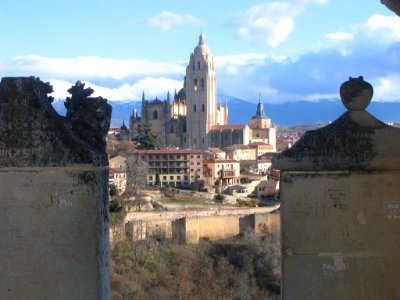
[{"xmin": 0, "ymin": 77, "xmax": 111, "ymax": 300}]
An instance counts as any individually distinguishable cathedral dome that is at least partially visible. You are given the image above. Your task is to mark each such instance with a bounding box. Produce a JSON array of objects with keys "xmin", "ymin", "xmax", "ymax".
[
  {"xmin": 194, "ymin": 32, "xmax": 211, "ymax": 56},
  {"xmin": 177, "ymin": 88, "xmax": 186, "ymax": 100}
]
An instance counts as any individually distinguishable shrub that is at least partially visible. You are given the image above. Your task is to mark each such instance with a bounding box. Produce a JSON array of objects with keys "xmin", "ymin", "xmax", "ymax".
[
  {"xmin": 215, "ymin": 194, "xmax": 225, "ymax": 203},
  {"xmin": 237, "ymin": 199, "xmax": 259, "ymax": 207}
]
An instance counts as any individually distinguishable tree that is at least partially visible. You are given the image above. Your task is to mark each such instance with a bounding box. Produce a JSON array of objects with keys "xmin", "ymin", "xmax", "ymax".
[
  {"xmin": 109, "ymin": 184, "xmax": 119, "ymax": 198},
  {"xmin": 191, "ymin": 171, "xmax": 205, "ymax": 191},
  {"xmin": 125, "ymin": 155, "xmax": 149, "ymax": 196},
  {"xmin": 155, "ymin": 169, "xmax": 161, "ymax": 186},
  {"xmin": 135, "ymin": 123, "xmax": 159, "ymax": 150}
]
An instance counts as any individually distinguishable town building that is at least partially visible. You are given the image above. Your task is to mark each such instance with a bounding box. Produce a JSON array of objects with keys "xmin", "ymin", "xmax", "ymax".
[
  {"xmin": 224, "ymin": 144, "xmax": 257, "ymax": 161},
  {"xmin": 130, "ymin": 149, "xmax": 203, "ymax": 187},
  {"xmin": 240, "ymin": 159, "xmax": 272, "ymax": 175},
  {"xmin": 203, "ymin": 147, "xmax": 226, "ymax": 160},
  {"xmin": 256, "ymin": 179, "xmax": 280, "ymax": 199},
  {"xmin": 109, "ymin": 155, "xmax": 127, "ymax": 194},
  {"xmin": 249, "ymin": 142, "xmax": 275, "ymax": 158},
  {"xmin": 129, "ymin": 33, "xmax": 276, "ymax": 151},
  {"xmin": 203, "ymin": 159, "xmax": 241, "ymax": 187}
]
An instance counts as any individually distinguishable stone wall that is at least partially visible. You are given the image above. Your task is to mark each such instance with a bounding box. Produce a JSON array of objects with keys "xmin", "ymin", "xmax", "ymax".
[
  {"xmin": 273, "ymin": 77, "xmax": 400, "ymax": 299},
  {"xmin": 0, "ymin": 77, "xmax": 111, "ymax": 299},
  {"xmin": 123, "ymin": 208, "xmax": 279, "ymax": 244}
]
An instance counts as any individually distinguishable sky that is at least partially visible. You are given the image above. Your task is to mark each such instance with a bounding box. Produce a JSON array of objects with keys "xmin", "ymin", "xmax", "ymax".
[{"xmin": 1, "ymin": 0, "xmax": 399, "ymax": 105}]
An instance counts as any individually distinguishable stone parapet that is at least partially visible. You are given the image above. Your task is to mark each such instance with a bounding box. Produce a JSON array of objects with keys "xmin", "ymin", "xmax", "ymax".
[
  {"xmin": 0, "ymin": 77, "xmax": 111, "ymax": 300},
  {"xmin": 273, "ymin": 77, "xmax": 400, "ymax": 299}
]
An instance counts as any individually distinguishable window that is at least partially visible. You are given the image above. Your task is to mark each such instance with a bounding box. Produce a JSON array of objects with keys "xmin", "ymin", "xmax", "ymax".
[
  {"xmin": 194, "ymin": 79, "xmax": 198, "ymax": 91},
  {"xmin": 177, "ymin": 176, "xmax": 181, "ymax": 180},
  {"xmin": 191, "ymin": 162, "xmax": 194, "ymax": 165},
  {"xmin": 153, "ymin": 110, "xmax": 158, "ymax": 119},
  {"xmin": 201, "ymin": 78, "xmax": 204, "ymax": 88},
  {"xmin": 197, "ymin": 162, "xmax": 200, "ymax": 165},
  {"xmin": 149, "ymin": 176, "xmax": 153, "ymax": 180},
  {"xmin": 170, "ymin": 126, "xmax": 174, "ymax": 133},
  {"xmin": 170, "ymin": 176, "xmax": 174, "ymax": 180},
  {"xmin": 202, "ymin": 104, "xmax": 205, "ymax": 112},
  {"xmin": 198, "ymin": 61, "xmax": 200, "ymax": 69},
  {"xmin": 197, "ymin": 155, "xmax": 201, "ymax": 158},
  {"xmin": 202, "ymin": 138, "xmax": 204, "ymax": 144},
  {"xmin": 194, "ymin": 104, "xmax": 197, "ymax": 112},
  {"xmin": 163, "ymin": 176, "xmax": 167, "ymax": 180}
]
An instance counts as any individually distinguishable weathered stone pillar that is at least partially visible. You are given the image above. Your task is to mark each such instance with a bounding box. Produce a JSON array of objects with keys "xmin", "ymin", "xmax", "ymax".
[
  {"xmin": 273, "ymin": 77, "xmax": 400, "ymax": 299},
  {"xmin": 0, "ymin": 77, "xmax": 111, "ymax": 299}
]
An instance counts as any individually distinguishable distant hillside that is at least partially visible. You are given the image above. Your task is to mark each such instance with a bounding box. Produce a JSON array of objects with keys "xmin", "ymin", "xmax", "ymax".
[
  {"xmin": 222, "ymin": 96, "xmax": 400, "ymax": 126},
  {"xmin": 52, "ymin": 97, "xmax": 400, "ymax": 127}
]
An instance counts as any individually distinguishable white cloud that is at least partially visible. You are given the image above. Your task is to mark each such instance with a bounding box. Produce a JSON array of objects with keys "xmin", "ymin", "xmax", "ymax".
[
  {"xmin": 2, "ymin": 11, "xmax": 400, "ymax": 106},
  {"xmin": 50, "ymin": 77, "xmax": 183, "ymax": 102},
  {"xmin": 229, "ymin": 0, "xmax": 329, "ymax": 47},
  {"xmin": 312, "ymin": 0, "xmax": 329, "ymax": 4},
  {"xmin": 372, "ymin": 75, "xmax": 400, "ymax": 101},
  {"xmin": 140, "ymin": 11, "xmax": 205, "ymax": 32},
  {"xmin": 363, "ymin": 14, "xmax": 400, "ymax": 42},
  {"xmin": 325, "ymin": 32, "xmax": 353, "ymax": 41},
  {"xmin": 216, "ymin": 53, "xmax": 287, "ymax": 75},
  {"xmin": 230, "ymin": 2, "xmax": 302, "ymax": 47},
  {"xmin": 2, "ymin": 55, "xmax": 185, "ymax": 82},
  {"xmin": 0, "ymin": 56, "xmax": 186, "ymax": 102}
]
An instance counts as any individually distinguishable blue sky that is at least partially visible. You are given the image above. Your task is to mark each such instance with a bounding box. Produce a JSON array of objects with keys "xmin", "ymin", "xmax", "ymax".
[{"xmin": 1, "ymin": 0, "xmax": 399, "ymax": 104}]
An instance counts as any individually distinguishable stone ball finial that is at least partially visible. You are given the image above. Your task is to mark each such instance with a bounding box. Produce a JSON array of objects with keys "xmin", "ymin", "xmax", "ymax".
[{"xmin": 340, "ymin": 76, "xmax": 373, "ymax": 111}]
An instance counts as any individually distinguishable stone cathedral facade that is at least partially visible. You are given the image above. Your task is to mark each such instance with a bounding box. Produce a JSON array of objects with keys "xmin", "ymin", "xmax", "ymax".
[{"xmin": 129, "ymin": 33, "xmax": 275, "ymax": 151}]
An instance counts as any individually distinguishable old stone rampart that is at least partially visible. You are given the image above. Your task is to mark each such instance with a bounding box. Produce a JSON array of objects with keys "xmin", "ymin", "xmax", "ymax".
[
  {"xmin": 273, "ymin": 77, "xmax": 400, "ymax": 299},
  {"xmin": 0, "ymin": 77, "xmax": 111, "ymax": 300},
  {"xmin": 123, "ymin": 207, "xmax": 279, "ymax": 244}
]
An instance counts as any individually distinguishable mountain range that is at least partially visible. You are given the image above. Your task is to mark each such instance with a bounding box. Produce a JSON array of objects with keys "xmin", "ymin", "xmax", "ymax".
[{"xmin": 52, "ymin": 96, "xmax": 400, "ymax": 127}]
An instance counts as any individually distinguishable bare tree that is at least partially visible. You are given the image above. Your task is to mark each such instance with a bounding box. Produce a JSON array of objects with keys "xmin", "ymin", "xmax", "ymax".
[{"xmin": 125, "ymin": 155, "xmax": 149, "ymax": 197}]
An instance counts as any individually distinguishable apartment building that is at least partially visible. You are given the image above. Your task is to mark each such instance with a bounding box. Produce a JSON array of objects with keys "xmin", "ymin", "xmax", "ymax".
[{"xmin": 130, "ymin": 149, "xmax": 203, "ymax": 187}]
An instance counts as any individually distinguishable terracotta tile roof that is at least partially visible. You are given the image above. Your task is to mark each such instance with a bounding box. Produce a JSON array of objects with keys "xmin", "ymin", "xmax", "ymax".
[
  {"xmin": 204, "ymin": 159, "xmax": 240, "ymax": 163},
  {"xmin": 224, "ymin": 144, "xmax": 251, "ymax": 150},
  {"xmin": 131, "ymin": 148, "xmax": 203, "ymax": 154},
  {"xmin": 109, "ymin": 167, "xmax": 125, "ymax": 173},
  {"xmin": 211, "ymin": 124, "xmax": 247, "ymax": 130}
]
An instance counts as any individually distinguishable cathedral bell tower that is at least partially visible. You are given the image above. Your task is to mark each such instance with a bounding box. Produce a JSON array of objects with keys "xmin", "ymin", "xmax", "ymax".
[{"xmin": 185, "ymin": 33, "xmax": 217, "ymax": 149}]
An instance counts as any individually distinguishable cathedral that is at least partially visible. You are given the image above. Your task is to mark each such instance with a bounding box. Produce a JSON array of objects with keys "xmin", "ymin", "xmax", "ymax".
[{"xmin": 129, "ymin": 33, "xmax": 276, "ymax": 151}]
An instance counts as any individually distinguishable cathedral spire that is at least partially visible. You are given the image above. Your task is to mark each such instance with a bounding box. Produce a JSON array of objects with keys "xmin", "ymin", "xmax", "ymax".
[
  {"xmin": 141, "ymin": 91, "xmax": 147, "ymax": 122},
  {"xmin": 167, "ymin": 90, "xmax": 170, "ymax": 102},
  {"xmin": 256, "ymin": 94, "xmax": 265, "ymax": 117},
  {"xmin": 199, "ymin": 32, "xmax": 205, "ymax": 45}
]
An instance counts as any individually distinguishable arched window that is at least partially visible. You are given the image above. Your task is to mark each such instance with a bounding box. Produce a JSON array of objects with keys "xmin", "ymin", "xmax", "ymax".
[
  {"xmin": 198, "ymin": 61, "xmax": 200, "ymax": 69},
  {"xmin": 202, "ymin": 104, "xmax": 205, "ymax": 112},
  {"xmin": 201, "ymin": 78, "xmax": 204, "ymax": 88},
  {"xmin": 194, "ymin": 104, "xmax": 197, "ymax": 112},
  {"xmin": 153, "ymin": 110, "xmax": 158, "ymax": 119}
]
